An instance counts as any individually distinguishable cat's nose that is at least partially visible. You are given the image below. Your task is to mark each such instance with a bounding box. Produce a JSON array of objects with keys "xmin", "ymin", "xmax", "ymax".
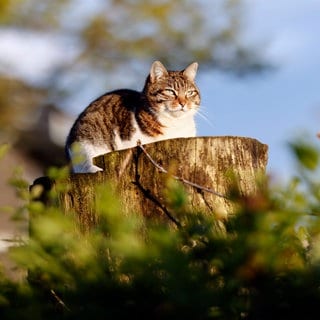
[{"xmin": 178, "ymin": 99, "xmax": 186, "ymax": 110}]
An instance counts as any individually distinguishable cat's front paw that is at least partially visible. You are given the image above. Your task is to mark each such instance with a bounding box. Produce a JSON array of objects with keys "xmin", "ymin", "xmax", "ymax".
[{"xmin": 72, "ymin": 164, "xmax": 103, "ymax": 174}]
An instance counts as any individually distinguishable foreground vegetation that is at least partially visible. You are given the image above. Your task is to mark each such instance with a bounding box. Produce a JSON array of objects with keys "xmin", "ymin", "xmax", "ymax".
[{"xmin": 1, "ymin": 138, "xmax": 320, "ymax": 319}]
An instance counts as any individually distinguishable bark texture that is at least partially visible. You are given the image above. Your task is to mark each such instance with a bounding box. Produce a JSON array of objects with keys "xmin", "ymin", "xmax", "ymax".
[{"xmin": 56, "ymin": 136, "xmax": 268, "ymax": 232}]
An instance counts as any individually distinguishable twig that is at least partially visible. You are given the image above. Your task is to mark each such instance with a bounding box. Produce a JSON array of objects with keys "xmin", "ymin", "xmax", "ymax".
[
  {"xmin": 136, "ymin": 141, "xmax": 228, "ymax": 199},
  {"xmin": 133, "ymin": 147, "xmax": 182, "ymax": 228},
  {"xmin": 133, "ymin": 178, "xmax": 182, "ymax": 228},
  {"xmin": 50, "ymin": 289, "xmax": 70, "ymax": 312}
]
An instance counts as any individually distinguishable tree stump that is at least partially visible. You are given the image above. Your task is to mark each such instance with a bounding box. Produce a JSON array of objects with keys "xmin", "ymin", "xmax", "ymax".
[{"xmin": 57, "ymin": 136, "xmax": 268, "ymax": 232}]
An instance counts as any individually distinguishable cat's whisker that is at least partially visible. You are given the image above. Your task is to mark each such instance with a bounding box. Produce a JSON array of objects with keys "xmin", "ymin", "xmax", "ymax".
[{"xmin": 196, "ymin": 106, "xmax": 215, "ymax": 129}]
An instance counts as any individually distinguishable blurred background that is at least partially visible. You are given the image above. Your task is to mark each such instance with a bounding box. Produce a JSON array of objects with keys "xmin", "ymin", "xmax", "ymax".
[{"xmin": 0, "ymin": 0, "xmax": 320, "ymax": 256}]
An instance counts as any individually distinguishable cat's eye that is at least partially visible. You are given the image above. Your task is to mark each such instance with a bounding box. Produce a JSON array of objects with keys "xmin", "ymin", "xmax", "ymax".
[
  {"xmin": 186, "ymin": 90, "xmax": 197, "ymax": 97},
  {"xmin": 163, "ymin": 89, "xmax": 177, "ymax": 97}
]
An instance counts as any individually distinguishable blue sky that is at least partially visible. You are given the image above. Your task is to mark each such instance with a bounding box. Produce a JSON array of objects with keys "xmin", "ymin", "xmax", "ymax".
[
  {"xmin": 0, "ymin": 1, "xmax": 319, "ymax": 181},
  {"xmin": 196, "ymin": 0, "xmax": 320, "ymax": 181}
]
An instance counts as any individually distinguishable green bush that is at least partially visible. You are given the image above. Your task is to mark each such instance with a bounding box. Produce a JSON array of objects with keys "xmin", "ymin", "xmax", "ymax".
[{"xmin": 1, "ymin": 138, "xmax": 320, "ymax": 319}]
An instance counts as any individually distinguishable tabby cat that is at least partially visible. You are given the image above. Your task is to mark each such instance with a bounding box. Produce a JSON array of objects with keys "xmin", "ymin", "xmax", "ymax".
[{"xmin": 66, "ymin": 61, "xmax": 201, "ymax": 173}]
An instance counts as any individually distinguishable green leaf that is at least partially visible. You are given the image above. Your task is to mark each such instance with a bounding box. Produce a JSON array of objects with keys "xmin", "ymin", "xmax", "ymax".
[
  {"xmin": 290, "ymin": 141, "xmax": 319, "ymax": 170},
  {"xmin": 0, "ymin": 143, "xmax": 10, "ymax": 160}
]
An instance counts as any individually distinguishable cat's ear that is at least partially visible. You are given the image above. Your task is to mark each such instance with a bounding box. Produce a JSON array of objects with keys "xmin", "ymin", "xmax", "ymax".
[
  {"xmin": 150, "ymin": 61, "xmax": 168, "ymax": 83},
  {"xmin": 183, "ymin": 62, "xmax": 198, "ymax": 82}
]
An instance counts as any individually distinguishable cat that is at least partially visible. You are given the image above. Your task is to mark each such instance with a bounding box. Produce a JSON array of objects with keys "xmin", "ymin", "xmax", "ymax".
[{"xmin": 65, "ymin": 60, "xmax": 201, "ymax": 173}]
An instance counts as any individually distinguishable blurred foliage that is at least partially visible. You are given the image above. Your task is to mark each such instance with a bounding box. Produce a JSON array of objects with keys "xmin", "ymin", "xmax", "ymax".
[
  {"xmin": 0, "ymin": 77, "xmax": 47, "ymax": 142},
  {"xmin": 1, "ymin": 138, "xmax": 320, "ymax": 319},
  {"xmin": 0, "ymin": 0, "xmax": 265, "ymax": 73}
]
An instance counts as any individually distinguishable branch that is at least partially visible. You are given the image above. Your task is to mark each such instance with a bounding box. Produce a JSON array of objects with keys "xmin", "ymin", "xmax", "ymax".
[
  {"xmin": 134, "ymin": 147, "xmax": 182, "ymax": 228},
  {"xmin": 136, "ymin": 140, "xmax": 228, "ymax": 199},
  {"xmin": 50, "ymin": 289, "xmax": 70, "ymax": 312}
]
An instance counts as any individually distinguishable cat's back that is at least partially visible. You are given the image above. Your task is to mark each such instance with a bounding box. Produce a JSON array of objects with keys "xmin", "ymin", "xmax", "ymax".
[
  {"xmin": 80, "ymin": 88, "xmax": 142, "ymax": 116},
  {"xmin": 67, "ymin": 89, "xmax": 142, "ymax": 144}
]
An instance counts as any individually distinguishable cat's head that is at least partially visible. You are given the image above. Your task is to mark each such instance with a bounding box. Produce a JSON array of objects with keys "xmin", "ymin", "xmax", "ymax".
[{"xmin": 143, "ymin": 61, "xmax": 200, "ymax": 119}]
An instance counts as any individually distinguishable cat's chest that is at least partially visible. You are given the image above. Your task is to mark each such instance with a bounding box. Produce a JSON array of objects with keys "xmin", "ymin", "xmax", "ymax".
[
  {"xmin": 159, "ymin": 116, "xmax": 196, "ymax": 139},
  {"xmin": 116, "ymin": 114, "xmax": 196, "ymax": 150}
]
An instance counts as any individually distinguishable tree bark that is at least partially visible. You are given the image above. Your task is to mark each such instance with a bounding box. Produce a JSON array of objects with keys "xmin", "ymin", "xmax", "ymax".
[{"xmin": 57, "ymin": 136, "xmax": 268, "ymax": 232}]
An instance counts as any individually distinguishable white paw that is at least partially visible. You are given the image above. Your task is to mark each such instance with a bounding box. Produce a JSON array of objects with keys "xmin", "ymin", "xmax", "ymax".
[{"xmin": 72, "ymin": 163, "xmax": 103, "ymax": 173}]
